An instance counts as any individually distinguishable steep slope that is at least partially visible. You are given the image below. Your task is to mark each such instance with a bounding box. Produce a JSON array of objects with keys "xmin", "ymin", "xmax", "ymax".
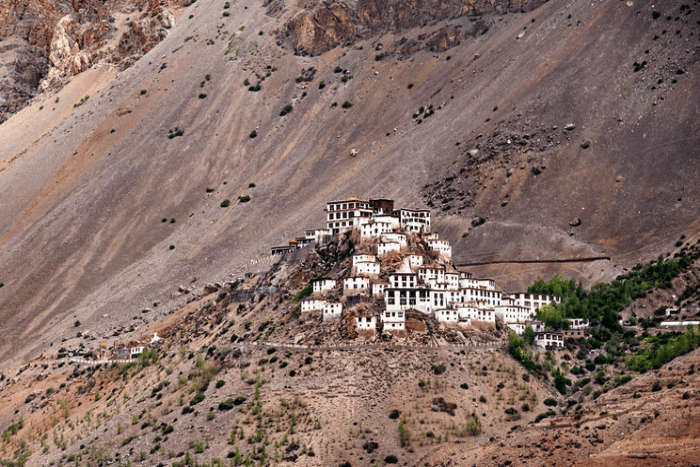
[
  {"xmin": 0, "ymin": 0, "xmax": 698, "ymax": 368},
  {"xmin": 0, "ymin": 0, "xmax": 181, "ymax": 123}
]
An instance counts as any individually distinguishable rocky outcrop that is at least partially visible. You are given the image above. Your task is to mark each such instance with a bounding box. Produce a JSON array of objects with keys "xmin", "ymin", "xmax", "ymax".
[
  {"xmin": 0, "ymin": 0, "xmax": 181, "ymax": 122},
  {"xmin": 38, "ymin": 16, "xmax": 92, "ymax": 92},
  {"xmin": 279, "ymin": 0, "xmax": 547, "ymax": 56}
]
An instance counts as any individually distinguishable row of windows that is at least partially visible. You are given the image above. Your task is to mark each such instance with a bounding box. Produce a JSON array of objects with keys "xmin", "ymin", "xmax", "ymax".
[{"xmin": 328, "ymin": 202, "xmax": 369, "ymax": 211}]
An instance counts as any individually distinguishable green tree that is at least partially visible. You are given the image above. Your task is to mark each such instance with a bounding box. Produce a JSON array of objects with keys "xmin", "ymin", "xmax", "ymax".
[{"xmin": 523, "ymin": 326, "xmax": 536, "ymax": 345}]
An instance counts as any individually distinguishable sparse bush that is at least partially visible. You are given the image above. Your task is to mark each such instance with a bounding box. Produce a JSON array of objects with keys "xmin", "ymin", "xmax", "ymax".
[
  {"xmin": 238, "ymin": 195, "xmax": 251, "ymax": 203},
  {"xmin": 319, "ymin": 81, "xmax": 326, "ymax": 89},
  {"xmin": 249, "ymin": 130, "xmax": 257, "ymax": 138},
  {"xmin": 465, "ymin": 412, "xmax": 482, "ymax": 436},
  {"xmin": 220, "ymin": 199, "xmax": 231, "ymax": 207},
  {"xmin": 389, "ymin": 409, "xmax": 400, "ymax": 419},
  {"xmin": 341, "ymin": 101, "xmax": 352, "ymax": 109},
  {"xmin": 280, "ymin": 104, "xmax": 293, "ymax": 116},
  {"xmin": 384, "ymin": 455, "xmax": 398, "ymax": 464},
  {"xmin": 190, "ymin": 393, "xmax": 205, "ymax": 405},
  {"xmin": 432, "ymin": 364, "xmax": 446, "ymax": 375},
  {"xmin": 218, "ymin": 399, "xmax": 234, "ymax": 411}
]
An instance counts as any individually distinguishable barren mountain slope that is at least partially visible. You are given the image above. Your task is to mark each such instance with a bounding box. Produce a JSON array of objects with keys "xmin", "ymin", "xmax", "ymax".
[
  {"xmin": 0, "ymin": 0, "xmax": 182, "ymax": 123},
  {"xmin": 0, "ymin": 0, "xmax": 698, "ymax": 367}
]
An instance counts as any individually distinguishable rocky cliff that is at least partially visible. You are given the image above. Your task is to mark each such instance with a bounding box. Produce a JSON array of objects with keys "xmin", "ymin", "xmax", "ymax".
[
  {"xmin": 0, "ymin": 0, "xmax": 180, "ymax": 123},
  {"xmin": 277, "ymin": 0, "xmax": 546, "ymax": 55}
]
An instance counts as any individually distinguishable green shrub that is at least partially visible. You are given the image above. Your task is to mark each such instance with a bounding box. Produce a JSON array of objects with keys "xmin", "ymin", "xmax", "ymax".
[
  {"xmin": 215, "ymin": 380, "xmax": 225, "ymax": 389},
  {"xmin": 384, "ymin": 455, "xmax": 398, "ymax": 464},
  {"xmin": 389, "ymin": 409, "xmax": 400, "ymax": 419},
  {"xmin": 341, "ymin": 101, "xmax": 352, "ymax": 108},
  {"xmin": 233, "ymin": 396, "xmax": 246, "ymax": 405},
  {"xmin": 220, "ymin": 199, "xmax": 231, "ymax": 207},
  {"xmin": 190, "ymin": 393, "xmax": 205, "ymax": 405},
  {"xmin": 534, "ymin": 409, "xmax": 555, "ymax": 423},
  {"xmin": 319, "ymin": 81, "xmax": 326, "ymax": 89},
  {"xmin": 432, "ymin": 364, "xmax": 446, "ymax": 375},
  {"xmin": 168, "ymin": 128, "xmax": 184, "ymax": 139},
  {"xmin": 543, "ymin": 398, "xmax": 557, "ymax": 406},
  {"xmin": 238, "ymin": 195, "xmax": 251, "ymax": 203},
  {"xmin": 280, "ymin": 104, "xmax": 293, "ymax": 116},
  {"xmin": 249, "ymin": 130, "xmax": 257, "ymax": 138},
  {"xmin": 292, "ymin": 284, "xmax": 312, "ymax": 302},
  {"xmin": 218, "ymin": 400, "xmax": 234, "ymax": 411}
]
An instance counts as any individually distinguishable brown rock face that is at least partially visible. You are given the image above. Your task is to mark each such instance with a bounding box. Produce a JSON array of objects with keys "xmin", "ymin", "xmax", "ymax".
[
  {"xmin": 0, "ymin": 0, "xmax": 181, "ymax": 122},
  {"xmin": 279, "ymin": 0, "xmax": 546, "ymax": 55}
]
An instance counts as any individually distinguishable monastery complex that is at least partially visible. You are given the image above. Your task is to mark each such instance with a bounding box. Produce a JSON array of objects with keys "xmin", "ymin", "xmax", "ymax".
[{"xmin": 273, "ymin": 197, "xmax": 587, "ymax": 349}]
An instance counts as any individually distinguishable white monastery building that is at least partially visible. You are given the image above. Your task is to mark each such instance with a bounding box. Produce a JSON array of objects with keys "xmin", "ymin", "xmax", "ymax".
[
  {"xmin": 312, "ymin": 279, "xmax": 336, "ymax": 294},
  {"xmin": 343, "ymin": 277, "xmax": 370, "ymax": 295},
  {"xmin": 378, "ymin": 242, "xmax": 401, "ymax": 256},
  {"xmin": 323, "ymin": 302, "xmax": 343, "ymax": 320},
  {"xmin": 301, "ymin": 299, "xmax": 326, "ymax": 313},
  {"xmin": 535, "ymin": 332, "xmax": 564, "ymax": 349},
  {"xmin": 355, "ymin": 316, "xmax": 377, "ymax": 330},
  {"xmin": 276, "ymin": 196, "xmax": 572, "ymax": 346}
]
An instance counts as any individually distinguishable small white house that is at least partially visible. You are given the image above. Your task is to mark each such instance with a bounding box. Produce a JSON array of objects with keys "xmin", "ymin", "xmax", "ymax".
[
  {"xmin": 407, "ymin": 255, "xmax": 424, "ymax": 269},
  {"xmin": 360, "ymin": 221, "xmax": 394, "ymax": 240},
  {"xmin": 535, "ymin": 332, "xmax": 564, "ymax": 349},
  {"xmin": 354, "ymin": 261, "xmax": 380, "ymax": 277},
  {"xmin": 301, "ymin": 299, "xmax": 326, "ymax": 313},
  {"xmin": 322, "ymin": 302, "xmax": 343, "ymax": 320},
  {"xmin": 495, "ymin": 304, "xmax": 533, "ymax": 323},
  {"xmin": 312, "ymin": 279, "xmax": 336, "ymax": 294},
  {"xmin": 343, "ymin": 277, "xmax": 370, "ymax": 295},
  {"xmin": 389, "ymin": 273, "xmax": 418, "ymax": 289},
  {"xmin": 381, "ymin": 309, "xmax": 406, "ymax": 331},
  {"xmin": 418, "ymin": 266, "xmax": 445, "ymax": 287},
  {"xmin": 305, "ymin": 228, "xmax": 332, "ymax": 245},
  {"xmin": 445, "ymin": 272, "xmax": 459, "ymax": 290},
  {"xmin": 371, "ymin": 215, "xmax": 401, "ymax": 229},
  {"xmin": 507, "ymin": 322, "xmax": 526, "ymax": 335},
  {"xmin": 130, "ymin": 347, "xmax": 145, "ymax": 358},
  {"xmin": 372, "ymin": 282, "xmax": 386, "ymax": 296},
  {"xmin": 378, "ymin": 242, "xmax": 401, "ymax": 256},
  {"xmin": 457, "ymin": 304, "xmax": 495, "ymax": 323},
  {"xmin": 352, "ymin": 254, "xmax": 377, "ymax": 266},
  {"xmin": 567, "ymin": 318, "xmax": 589, "ymax": 329},
  {"xmin": 435, "ymin": 308, "xmax": 459, "ymax": 323},
  {"xmin": 398, "ymin": 208, "xmax": 431, "ymax": 233},
  {"xmin": 428, "ymin": 239, "xmax": 452, "ymax": 259},
  {"xmin": 512, "ymin": 293, "xmax": 561, "ymax": 315},
  {"xmin": 355, "ymin": 316, "xmax": 377, "ymax": 330},
  {"xmin": 380, "ymin": 233, "xmax": 407, "ymax": 247}
]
